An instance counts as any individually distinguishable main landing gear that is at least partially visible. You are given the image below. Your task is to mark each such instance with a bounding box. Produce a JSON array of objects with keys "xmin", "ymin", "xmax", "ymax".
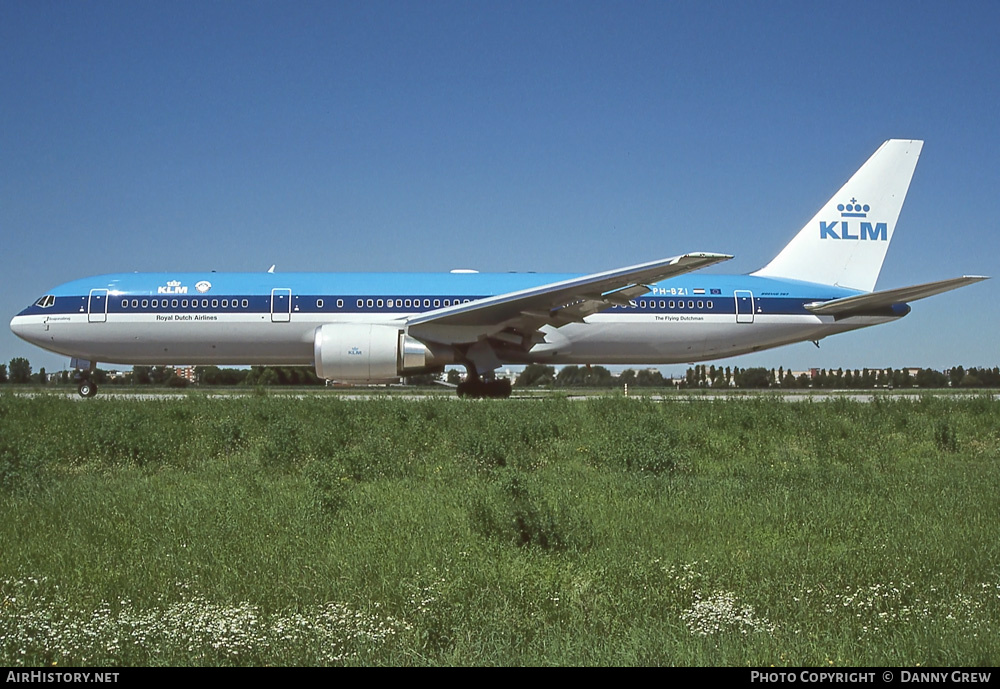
[{"xmin": 456, "ymin": 374, "xmax": 512, "ymax": 399}]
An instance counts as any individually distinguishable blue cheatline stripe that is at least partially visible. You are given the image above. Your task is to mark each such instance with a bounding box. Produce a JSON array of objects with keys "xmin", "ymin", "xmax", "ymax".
[{"xmin": 20, "ymin": 292, "xmax": 825, "ymax": 318}]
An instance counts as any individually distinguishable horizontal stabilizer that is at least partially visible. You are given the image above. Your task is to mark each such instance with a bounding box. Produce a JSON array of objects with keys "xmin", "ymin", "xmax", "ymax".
[{"xmin": 805, "ymin": 276, "xmax": 988, "ymax": 316}]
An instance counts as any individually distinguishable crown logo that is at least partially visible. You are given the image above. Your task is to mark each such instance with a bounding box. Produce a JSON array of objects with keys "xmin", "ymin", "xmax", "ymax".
[
  {"xmin": 167, "ymin": 280, "xmax": 182, "ymax": 287},
  {"xmin": 837, "ymin": 198, "xmax": 869, "ymax": 218}
]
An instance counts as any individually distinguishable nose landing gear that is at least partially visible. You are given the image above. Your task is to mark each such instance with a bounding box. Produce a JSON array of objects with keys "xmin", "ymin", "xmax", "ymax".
[
  {"xmin": 77, "ymin": 378, "xmax": 98, "ymax": 398},
  {"xmin": 72, "ymin": 361, "xmax": 99, "ymax": 398}
]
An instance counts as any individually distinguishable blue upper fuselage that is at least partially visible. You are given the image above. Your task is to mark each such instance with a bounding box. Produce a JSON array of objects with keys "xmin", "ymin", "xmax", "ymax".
[{"xmin": 15, "ymin": 270, "xmax": 865, "ymax": 320}]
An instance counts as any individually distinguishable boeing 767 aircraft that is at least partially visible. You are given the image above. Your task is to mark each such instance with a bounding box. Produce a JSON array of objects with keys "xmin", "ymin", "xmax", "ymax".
[{"xmin": 10, "ymin": 139, "xmax": 987, "ymax": 397}]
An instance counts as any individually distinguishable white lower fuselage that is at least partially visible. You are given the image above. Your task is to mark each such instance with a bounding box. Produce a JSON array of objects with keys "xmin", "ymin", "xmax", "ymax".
[{"xmin": 11, "ymin": 303, "xmax": 895, "ymax": 368}]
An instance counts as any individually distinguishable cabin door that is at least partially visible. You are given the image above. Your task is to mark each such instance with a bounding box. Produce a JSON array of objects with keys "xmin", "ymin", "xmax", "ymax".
[
  {"xmin": 271, "ymin": 288, "xmax": 292, "ymax": 322},
  {"xmin": 734, "ymin": 290, "xmax": 755, "ymax": 324},
  {"xmin": 88, "ymin": 289, "xmax": 108, "ymax": 323}
]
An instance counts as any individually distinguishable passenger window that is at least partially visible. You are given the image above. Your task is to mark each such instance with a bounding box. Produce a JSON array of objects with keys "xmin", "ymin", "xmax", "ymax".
[
  {"xmin": 678, "ymin": 301, "xmax": 684, "ymax": 309},
  {"xmin": 172, "ymin": 299, "xmax": 179, "ymax": 308},
  {"xmin": 152, "ymin": 299, "xmax": 158, "ymax": 308},
  {"xmin": 659, "ymin": 300, "xmax": 665, "ymax": 308},
  {"xmin": 121, "ymin": 300, "xmax": 128, "ymax": 308},
  {"xmin": 212, "ymin": 299, "xmax": 218, "ymax": 308},
  {"xmin": 434, "ymin": 299, "xmax": 440, "ymax": 307},
  {"xmin": 222, "ymin": 299, "xmax": 228, "ymax": 308},
  {"xmin": 142, "ymin": 299, "xmax": 148, "ymax": 308},
  {"xmin": 241, "ymin": 299, "xmax": 248, "ymax": 308},
  {"xmin": 202, "ymin": 299, "xmax": 208, "ymax": 308},
  {"xmin": 366, "ymin": 299, "xmax": 373, "ymax": 308},
  {"xmin": 386, "ymin": 299, "xmax": 393, "ymax": 308},
  {"xmin": 181, "ymin": 299, "xmax": 188, "ymax": 308},
  {"xmin": 423, "ymin": 299, "xmax": 430, "ymax": 307},
  {"xmin": 131, "ymin": 299, "xmax": 138, "ymax": 308},
  {"xmin": 316, "ymin": 299, "xmax": 323, "ymax": 308},
  {"xmin": 336, "ymin": 299, "xmax": 343, "ymax": 308},
  {"xmin": 698, "ymin": 301, "xmax": 703, "ymax": 309},
  {"xmin": 688, "ymin": 301, "xmax": 694, "ymax": 309},
  {"xmin": 708, "ymin": 301, "xmax": 713, "ymax": 309},
  {"xmin": 669, "ymin": 301, "xmax": 675, "ymax": 308},
  {"xmin": 377, "ymin": 299, "xmax": 384, "ymax": 308},
  {"xmin": 357, "ymin": 299, "xmax": 363, "ymax": 308}
]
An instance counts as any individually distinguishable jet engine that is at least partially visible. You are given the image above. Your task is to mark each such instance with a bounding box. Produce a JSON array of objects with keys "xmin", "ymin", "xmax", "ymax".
[{"xmin": 313, "ymin": 323, "xmax": 448, "ymax": 382}]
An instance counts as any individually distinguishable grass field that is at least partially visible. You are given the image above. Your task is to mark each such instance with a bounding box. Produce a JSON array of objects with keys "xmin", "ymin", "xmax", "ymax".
[{"xmin": 0, "ymin": 392, "xmax": 997, "ymax": 666}]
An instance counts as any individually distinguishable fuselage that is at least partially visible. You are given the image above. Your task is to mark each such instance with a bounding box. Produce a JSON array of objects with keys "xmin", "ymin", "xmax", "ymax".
[{"xmin": 9, "ymin": 271, "xmax": 905, "ymax": 369}]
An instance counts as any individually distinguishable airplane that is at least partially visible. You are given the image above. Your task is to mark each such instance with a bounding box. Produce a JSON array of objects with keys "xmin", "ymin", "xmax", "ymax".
[{"xmin": 9, "ymin": 139, "xmax": 988, "ymax": 398}]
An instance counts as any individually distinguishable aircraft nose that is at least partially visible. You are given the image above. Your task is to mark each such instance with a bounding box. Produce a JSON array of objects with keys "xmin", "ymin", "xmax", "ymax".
[{"xmin": 10, "ymin": 314, "xmax": 34, "ymax": 343}]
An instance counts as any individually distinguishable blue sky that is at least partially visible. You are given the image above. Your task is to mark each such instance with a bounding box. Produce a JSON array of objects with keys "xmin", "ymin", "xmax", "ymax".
[{"xmin": 3, "ymin": 1, "xmax": 998, "ymax": 377}]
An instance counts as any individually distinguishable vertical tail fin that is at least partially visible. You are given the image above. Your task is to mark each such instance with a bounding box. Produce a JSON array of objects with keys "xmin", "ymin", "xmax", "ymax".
[{"xmin": 752, "ymin": 139, "xmax": 923, "ymax": 292}]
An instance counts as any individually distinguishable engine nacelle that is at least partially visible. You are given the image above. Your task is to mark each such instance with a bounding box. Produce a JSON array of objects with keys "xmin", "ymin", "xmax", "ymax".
[{"xmin": 313, "ymin": 323, "xmax": 447, "ymax": 382}]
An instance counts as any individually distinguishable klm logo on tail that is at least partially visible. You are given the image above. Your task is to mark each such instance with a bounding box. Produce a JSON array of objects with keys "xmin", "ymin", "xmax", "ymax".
[{"xmin": 819, "ymin": 198, "xmax": 887, "ymax": 241}]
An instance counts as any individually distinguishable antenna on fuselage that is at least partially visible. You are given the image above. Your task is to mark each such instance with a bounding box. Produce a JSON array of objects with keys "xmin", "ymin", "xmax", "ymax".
[{"xmin": 267, "ymin": 265, "xmax": 275, "ymax": 273}]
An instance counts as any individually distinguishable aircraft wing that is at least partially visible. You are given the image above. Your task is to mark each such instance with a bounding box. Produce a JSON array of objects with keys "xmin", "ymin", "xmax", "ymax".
[
  {"xmin": 406, "ymin": 252, "xmax": 732, "ymax": 345},
  {"xmin": 805, "ymin": 276, "xmax": 988, "ymax": 317}
]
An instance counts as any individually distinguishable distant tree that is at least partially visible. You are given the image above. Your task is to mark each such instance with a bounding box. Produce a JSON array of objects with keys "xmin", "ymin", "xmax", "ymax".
[
  {"xmin": 0, "ymin": 363, "xmax": 7, "ymax": 384},
  {"xmin": 782, "ymin": 369, "xmax": 797, "ymax": 389},
  {"xmin": 9, "ymin": 357, "xmax": 31, "ymax": 384},
  {"xmin": 132, "ymin": 366, "xmax": 152, "ymax": 385},
  {"xmin": 683, "ymin": 367, "xmax": 696, "ymax": 389},
  {"xmin": 584, "ymin": 365, "xmax": 615, "ymax": 387},
  {"xmin": 915, "ymin": 368, "xmax": 947, "ymax": 388},
  {"xmin": 635, "ymin": 368, "xmax": 666, "ymax": 387},
  {"xmin": 960, "ymin": 373, "xmax": 982, "ymax": 388},
  {"xmin": 860, "ymin": 368, "xmax": 875, "ymax": 389},
  {"xmin": 166, "ymin": 374, "xmax": 190, "ymax": 388},
  {"xmin": 253, "ymin": 367, "xmax": 279, "ymax": 386},
  {"xmin": 515, "ymin": 364, "xmax": 555, "ymax": 387},
  {"xmin": 446, "ymin": 369, "xmax": 462, "ymax": 385},
  {"xmin": 556, "ymin": 365, "xmax": 581, "ymax": 387},
  {"xmin": 150, "ymin": 366, "xmax": 172, "ymax": 385},
  {"xmin": 735, "ymin": 367, "xmax": 771, "ymax": 388},
  {"xmin": 949, "ymin": 366, "xmax": 965, "ymax": 387},
  {"xmin": 37, "ymin": 367, "xmax": 47, "ymax": 385},
  {"xmin": 196, "ymin": 365, "xmax": 222, "ymax": 386}
]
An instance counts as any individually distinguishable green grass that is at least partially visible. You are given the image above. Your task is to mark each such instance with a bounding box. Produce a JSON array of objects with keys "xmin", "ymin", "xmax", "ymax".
[{"xmin": 0, "ymin": 393, "xmax": 997, "ymax": 665}]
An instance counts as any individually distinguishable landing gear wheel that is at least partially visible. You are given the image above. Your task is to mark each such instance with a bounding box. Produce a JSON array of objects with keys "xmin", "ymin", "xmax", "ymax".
[
  {"xmin": 78, "ymin": 381, "xmax": 97, "ymax": 398},
  {"xmin": 455, "ymin": 378, "xmax": 511, "ymax": 399},
  {"xmin": 490, "ymin": 378, "xmax": 512, "ymax": 398}
]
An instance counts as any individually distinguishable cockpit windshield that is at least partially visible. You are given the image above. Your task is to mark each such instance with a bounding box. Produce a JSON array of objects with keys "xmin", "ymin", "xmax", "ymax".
[{"xmin": 34, "ymin": 295, "xmax": 55, "ymax": 308}]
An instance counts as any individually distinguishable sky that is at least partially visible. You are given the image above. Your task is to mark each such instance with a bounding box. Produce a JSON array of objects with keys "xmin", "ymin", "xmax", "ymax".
[{"xmin": 2, "ymin": 0, "xmax": 998, "ymax": 378}]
